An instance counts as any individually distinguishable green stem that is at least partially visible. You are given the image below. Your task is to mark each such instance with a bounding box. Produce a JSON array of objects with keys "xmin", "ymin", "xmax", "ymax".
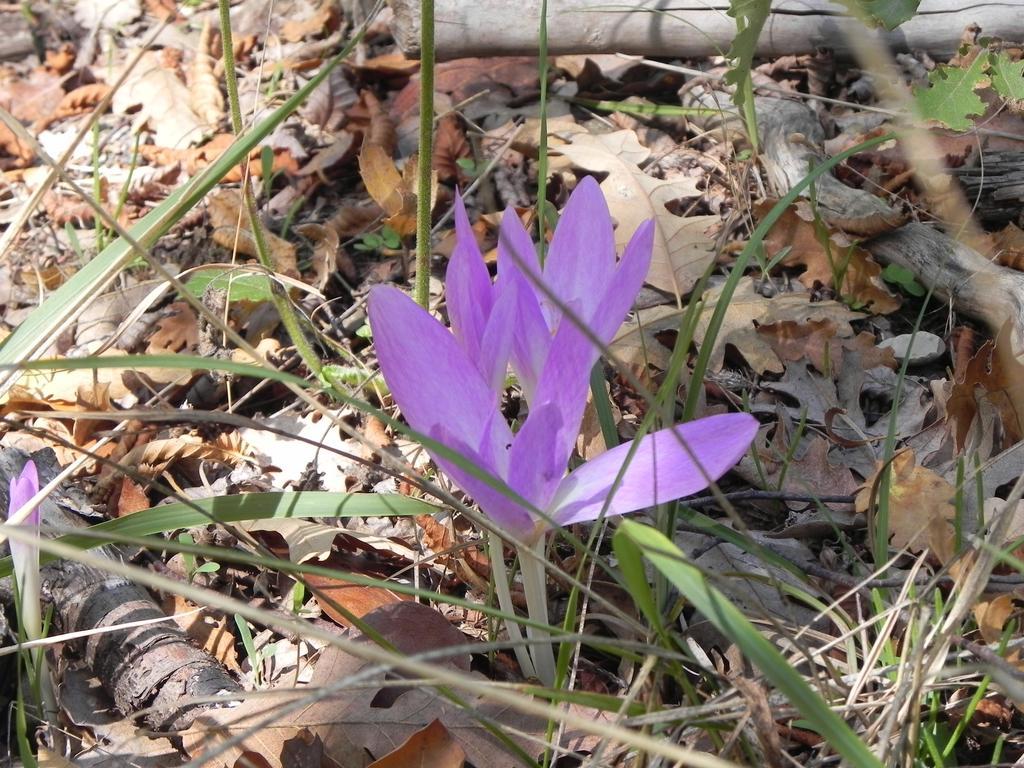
[
  {"xmin": 518, "ymin": 536, "xmax": 556, "ymax": 685},
  {"xmin": 218, "ymin": 0, "xmax": 322, "ymax": 378},
  {"xmin": 414, "ymin": 0, "xmax": 435, "ymax": 308},
  {"xmin": 535, "ymin": 0, "xmax": 549, "ymax": 265},
  {"xmin": 488, "ymin": 533, "xmax": 537, "ymax": 680}
]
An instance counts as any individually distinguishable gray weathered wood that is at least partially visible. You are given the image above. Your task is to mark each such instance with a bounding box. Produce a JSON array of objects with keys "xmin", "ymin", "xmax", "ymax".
[{"xmin": 388, "ymin": 0, "xmax": 1024, "ymax": 61}]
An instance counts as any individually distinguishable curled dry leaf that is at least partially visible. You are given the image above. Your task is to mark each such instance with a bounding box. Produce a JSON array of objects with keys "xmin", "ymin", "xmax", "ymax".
[
  {"xmin": 189, "ymin": 16, "xmax": 225, "ymax": 126},
  {"xmin": 145, "ymin": 301, "xmax": 199, "ymax": 354},
  {"xmin": 358, "ymin": 144, "xmax": 436, "ymax": 237},
  {"xmin": 49, "ymin": 83, "xmax": 113, "ymax": 125}
]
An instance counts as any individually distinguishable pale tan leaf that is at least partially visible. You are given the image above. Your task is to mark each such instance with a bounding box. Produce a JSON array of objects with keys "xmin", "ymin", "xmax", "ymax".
[
  {"xmin": 555, "ymin": 130, "xmax": 713, "ymax": 297},
  {"xmin": 112, "ymin": 49, "xmax": 205, "ymax": 148}
]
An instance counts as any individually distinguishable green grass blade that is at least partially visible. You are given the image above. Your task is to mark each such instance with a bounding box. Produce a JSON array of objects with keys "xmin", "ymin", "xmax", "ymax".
[
  {"xmin": 616, "ymin": 520, "xmax": 883, "ymax": 768},
  {"xmin": 0, "ymin": 491, "xmax": 437, "ymax": 577}
]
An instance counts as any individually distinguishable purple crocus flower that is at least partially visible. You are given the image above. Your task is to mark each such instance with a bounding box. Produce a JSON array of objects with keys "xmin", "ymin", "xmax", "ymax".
[
  {"xmin": 369, "ymin": 178, "xmax": 757, "ymax": 543},
  {"xmin": 6, "ymin": 460, "xmax": 41, "ymax": 641}
]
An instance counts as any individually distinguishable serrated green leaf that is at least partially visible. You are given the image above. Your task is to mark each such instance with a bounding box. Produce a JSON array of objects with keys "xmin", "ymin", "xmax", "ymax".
[
  {"xmin": 991, "ymin": 51, "xmax": 1024, "ymax": 104},
  {"xmin": 843, "ymin": 0, "xmax": 919, "ymax": 29},
  {"xmin": 723, "ymin": 0, "xmax": 771, "ymax": 151},
  {"xmin": 913, "ymin": 54, "xmax": 989, "ymax": 131}
]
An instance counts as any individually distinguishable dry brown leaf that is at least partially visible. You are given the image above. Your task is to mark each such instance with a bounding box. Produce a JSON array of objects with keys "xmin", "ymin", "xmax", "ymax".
[
  {"xmin": 358, "ymin": 145, "xmax": 436, "ymax": 238},
  {"xmin": 947, "ymin": 321, "xmax": 1024, "ymax": 451},
  {"xmin": 51, "ymin": 83, "xmax": 112, "ymax": 123},
  {"xmin": 856, "ymin": 450, "xmax": 956, "ymax": 554},
  {"xmin": 433, "ymin": 114, "xmax": 471, "ymax": 183},
  {"xmin": 240, "ymin": 518, "xmax": 339, "ymax": 564},
  {"xmin": 184, "ymin": 602, "xmax": 607, "ymax": 768},
  {"xmin": 367, "ymin": 720, "xmax": 465, "ymax": 768},
  {"xmin": 555, "ymin": 130, "xmax": 714, "ymax": 297},
  {"xmin": 757, "ymin": 320, "xmax": 895, "ymax": 378},
  {"xmin": 112, "ymin": 49, "xmax": 205, "ymax": 148},
  {"xmin": 612, "ymin": 278, "xmax": 863, "ymax": 374},
  {"xmin": 207, "ymin": 189, "xmax": 299, "ymax": 276},
  {"xmin": 139, "ymin": 133, "xmax": 298, "ymax": 181},
  {"xmin": 189, "ymin": 16, "xmax": 224, "ymax": 126},
  {"xmin": 295, "ymin": 221, "xmax": 354, "ymax": 287},
  {"xmin": 759, "ymin": 200, "xmax": 900, "ymax": 314},
  {"xmin": 114, "ymin": 477, "xmax": 150, "ymax": 517},
  {"xmin": 146, "ymin": 301, "xmax": 199, "ymax": 354},
  {"xmin": 0, "ymin": 351, "xmax": 193, "ymax": 409},
  {"xmin": 280, "ymin": 0, "xmax": 340, "ymax": 42}
]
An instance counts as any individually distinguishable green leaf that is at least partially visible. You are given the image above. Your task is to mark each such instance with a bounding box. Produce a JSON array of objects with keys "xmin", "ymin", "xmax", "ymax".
[
  {"xmin": 723, "ymin": 0, "xmax": 770, "ymax": 150},
  {"xmin": 182, "ymin": 269, "xmax": 275, "ymax": 303},
  {"xmin": 881, "ymin": 263, "xmax": 925, "ymax": 296},
  {"xmin": 615, "ymin": 521, "xmax": 883, "ymax": 768},
  {"xmin": 991, "ymin": 51, "xmax": 1024, "ymax": 105},
  {"xmin": 0, "ymin": 491, "xmax": 438, "ymax": 577},
  {"xmin": 844, "ymin": 0, "xmax": 919, "ymax": 29},
  {"xmin": 913, "ymin": 54, "xmax": 989, "ymax": 131}
]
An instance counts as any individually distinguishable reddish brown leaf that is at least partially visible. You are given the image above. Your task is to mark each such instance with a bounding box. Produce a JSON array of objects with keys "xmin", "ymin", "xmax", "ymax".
[{"xmin": 367, "ymin": 719, "xmax": 465, "ymax": 768}]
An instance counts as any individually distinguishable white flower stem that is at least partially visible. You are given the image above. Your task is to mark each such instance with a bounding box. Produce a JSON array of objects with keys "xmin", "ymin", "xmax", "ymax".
[
  {"xmin": 488, "ymin": 533, "xmax": 537, "ymax": 680},
  {"xmin": 517, "ymin": 536, "xmax": 556, "ymax": 686}
]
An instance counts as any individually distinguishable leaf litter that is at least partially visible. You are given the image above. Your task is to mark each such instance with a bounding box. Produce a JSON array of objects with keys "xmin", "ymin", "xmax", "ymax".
[{"xmin": 1, "ymin": 0, "xmax": 1024, "ymax": 765}]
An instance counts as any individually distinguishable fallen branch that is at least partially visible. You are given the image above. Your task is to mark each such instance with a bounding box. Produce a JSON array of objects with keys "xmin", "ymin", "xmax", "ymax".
[
  {"xmin": 388, "ymin": 0, "xmax": 1024, "ymax": 61},
  {"xmin": 0, "ymin": 448, "xmax": 242, "ymax": 733}
]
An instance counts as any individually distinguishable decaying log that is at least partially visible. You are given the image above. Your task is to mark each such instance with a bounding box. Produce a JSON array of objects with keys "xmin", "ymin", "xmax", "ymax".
[
  {"xmin": 0, "ymin": 448, "xmax": 242, "ymax": 733},
  {"xmin": 952, "ymin": 151, "xmax": 1024, "ymax": 226},
  {"xmin": 388, "ymin": 0, "xmax": 1024, "ymax": 61}
]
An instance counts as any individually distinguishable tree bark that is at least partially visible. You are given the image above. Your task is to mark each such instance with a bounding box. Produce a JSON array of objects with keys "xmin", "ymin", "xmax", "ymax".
[
  {"xmin": 388, "ymin": 0, "xmax": 1024, "ymax": 61},
  {"xmin": 1, "ymin": 448, "xmax": 242, "ymax": 733}
]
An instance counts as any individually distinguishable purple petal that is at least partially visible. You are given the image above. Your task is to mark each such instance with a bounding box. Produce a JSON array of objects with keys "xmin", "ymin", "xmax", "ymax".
[
  {"xmin": 368, "ymin": 286, "xmax": 504, "ymax": 455},
  {"xmin": 8, "ymin": 460, "xmax": 39, "ymax": 525},
  {"xmin": 543, "ymin": 176, "xmax": 617, "ymax": 325},
  {"xmin": 430, "ymin": 418, "xmax": 535, "ymax": 539},
  {"xmin": 446, "ymin": 192, "xmax": 494, "ymax": 361},
  {"xmin": 7, "ymin": 460, "xmax": 40, "ymax": 595},
  {"xmin": 502, "ymin": 269, "xmax": 550, "ymax": 401},
  {"xmin": 497, "ymin": 207, "xmax": 550, "ymax": 326},
  {"xmin": 507, "ymin": 402, "xmax": 565, "ymax": 517},
  {"xmin": 589, "ymin": 220, "xmax": 654, "ymax": 345},
  {"xmin": 476, "ymin": 276, "xmax": 518, "ymax": 393},
  {"xmin": 528, "ymin": 311, "xmax": 602, "ymax": 477},
  {"xmin": 550, "ymin": 413, "xmax": 758, "ymax": 526}
]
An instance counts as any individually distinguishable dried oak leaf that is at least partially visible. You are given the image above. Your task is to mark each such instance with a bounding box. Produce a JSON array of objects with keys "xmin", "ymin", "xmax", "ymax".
[
  {"xmin": 368, "ymin": 720, "xmax": 465, "ymax": 768},
  {"xmin": 947, "ymin": 321, "xmax": 1024, "ymax": 451},
  {"xmin": 146, "ymin": 301, "xmax": 199, "ymax": 354},
  {"xmin": 758, "ymin": 320, "xmax": 895, "ymax": 378},
  {"xmin": 612, "ymin": 278, "xmax": 863, "ymax": 374},
  {"xmin": 856, "ymin": 449, "xmax": 956, "ymax": 554},
  {"xmin": 759, "ymin": 200, "xmax": 900, "ymax": 314},
  {"xmin": 556, "ymin": 130, "xmax": 713, "ymax": 297},
  {"xmin": 280, "ymin": 0, "xmax": 340, "ymax": 42}
]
